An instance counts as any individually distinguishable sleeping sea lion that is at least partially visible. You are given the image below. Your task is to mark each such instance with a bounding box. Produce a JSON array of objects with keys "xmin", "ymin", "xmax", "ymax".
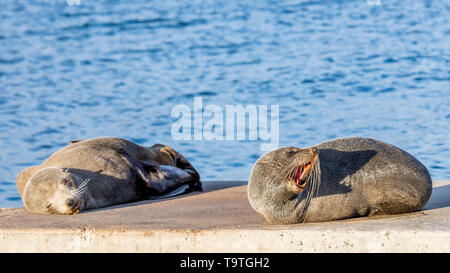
[{"xmin": 16, "ymin": 137, "xmax": 202, "ymax": 214}]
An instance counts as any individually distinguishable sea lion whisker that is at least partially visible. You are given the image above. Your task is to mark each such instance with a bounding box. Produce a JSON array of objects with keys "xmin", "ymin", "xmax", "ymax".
[
  {"xmin": 74, "ymin": 192, "xmax": 83, "ymax": 198},
  {"xmin": 299, "ymin": 184, "xmax": 314, "ymax": 222},
  {"xmin": 75, "ymin": 178, "xmax": 90, "ymax": 194},
  {"xmin": 311, "ymin": 160, "xmax": 320, "ymax": 196},
  {"xmin": 76, "ymin": 186, "xmax": 87, "ymax": 195},
  {"xmin": 288, "ymin": 158, "xmax": 303, "ymax": 179},
  {"xmin": 77, "ymin": 178, "xmax": 89, "ymax": 190}
]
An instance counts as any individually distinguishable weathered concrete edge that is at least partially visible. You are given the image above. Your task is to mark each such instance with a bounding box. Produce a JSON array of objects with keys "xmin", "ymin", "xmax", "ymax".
[
  {"xmin": 1, "ymin": 180, "xmax": 448, "ymax": 253},
  {"xmin": 1, "ymin": 228, "xmax": 449, "ymax": 253}
]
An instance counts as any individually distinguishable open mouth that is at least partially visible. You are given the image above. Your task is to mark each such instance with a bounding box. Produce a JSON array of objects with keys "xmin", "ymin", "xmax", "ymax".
[{"xmin": 293, "ymin": 162, "xmax": 313, "ymax": 191}]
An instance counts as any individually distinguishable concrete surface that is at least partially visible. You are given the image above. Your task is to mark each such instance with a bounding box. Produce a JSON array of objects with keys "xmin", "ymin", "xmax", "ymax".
[{"xmin": 0, "ymin": 180, "xmax": 449, "ymax": 253}]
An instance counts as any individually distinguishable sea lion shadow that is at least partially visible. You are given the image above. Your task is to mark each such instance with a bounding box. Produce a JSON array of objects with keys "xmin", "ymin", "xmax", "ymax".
[
  {"xmin": 423, "ymin": 184, "xmax": 450, "ymax": 210},
  {"xmin": 316, "ymin": 149, "xmax": 378, "ymax": 197}
]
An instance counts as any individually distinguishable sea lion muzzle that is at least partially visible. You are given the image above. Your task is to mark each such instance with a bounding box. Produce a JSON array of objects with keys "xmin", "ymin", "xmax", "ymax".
[{"xmin": 17, "ymin": 137, "xmax": 202, "ymax": 214}]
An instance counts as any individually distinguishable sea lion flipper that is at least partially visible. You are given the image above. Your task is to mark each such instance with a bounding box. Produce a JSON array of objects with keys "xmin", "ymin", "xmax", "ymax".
[
  {"xmin": 146, "ymin": 144, "xmax": 202, "ymax": 192},
  {"xmin": 120, "ymin": 151, "xmax": 198, "ymax": 195},
  {"xmin": 119, "ymin": 153, "xmax": 153, "ymax": 187},
  {"xmin": 165, "ymin": 148, "xmax": 201, "ymax": 182},
  {"xmin": 171, "ymin": 148, "xmax": 202, "ymax": 192}
]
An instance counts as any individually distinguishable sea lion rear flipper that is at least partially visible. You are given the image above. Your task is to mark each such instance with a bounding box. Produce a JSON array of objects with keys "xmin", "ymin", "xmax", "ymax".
[
  {"xmin": 121, "ymin": 154, "xmax": 173, "ymax": 194},
  {"xmin": 171, "ymin": 148, "xmax": 202, "ymax": 192},
  {"xmin": 16, "ymin": 166, "xmax": 41, "ymax": 199}
]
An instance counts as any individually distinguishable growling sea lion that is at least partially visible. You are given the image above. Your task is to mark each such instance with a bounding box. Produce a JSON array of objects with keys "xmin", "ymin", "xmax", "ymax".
[
  {"xmin": 248, "ymin": 137, "xmax": 432, "ymax": 224},
  {"xmin": 16, "ymin": 137, "xmax": 202, "ymax": 214}
]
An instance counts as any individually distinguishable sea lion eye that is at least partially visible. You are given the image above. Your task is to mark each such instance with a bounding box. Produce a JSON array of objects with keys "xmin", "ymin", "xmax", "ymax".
[{"xmin": 46, "ymin": 203, "xmax": 52, "ymax": 209}]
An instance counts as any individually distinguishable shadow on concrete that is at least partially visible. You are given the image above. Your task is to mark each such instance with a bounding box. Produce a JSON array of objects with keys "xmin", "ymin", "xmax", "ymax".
[
  {"xmin": 424, "ymin": 184, "xmax": 450, "ymax": 210},
  {"xmin": 84, "ymin": 181, "xmax": 248, "ymax": 213}
]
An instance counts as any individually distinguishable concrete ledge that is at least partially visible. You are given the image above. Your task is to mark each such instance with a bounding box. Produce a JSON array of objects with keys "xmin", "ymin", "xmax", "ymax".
[{"xmin": 0, "ymin": 181, "xmax": 449, "ymax": 253}]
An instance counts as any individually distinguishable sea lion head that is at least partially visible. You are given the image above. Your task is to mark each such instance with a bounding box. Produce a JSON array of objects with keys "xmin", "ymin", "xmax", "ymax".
[
  {"xmin": 251, "ymin": 146, "xmax": 320, "ymax": 193},
  {"xmin": 248, "ymin": 146, "xmax": 321, "ymax": 223},
  {"xmin": 23, "ymin": 167, "xmax": 90, "ymax": 215}
]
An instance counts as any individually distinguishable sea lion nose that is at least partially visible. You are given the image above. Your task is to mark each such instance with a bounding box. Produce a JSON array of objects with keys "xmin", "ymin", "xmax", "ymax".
[{"xmin": 310, "ymin": 147, "xmax": 318, "ymax": 155}]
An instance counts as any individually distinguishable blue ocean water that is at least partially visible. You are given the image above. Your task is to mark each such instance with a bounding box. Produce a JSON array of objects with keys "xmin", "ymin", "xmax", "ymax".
[{"xmin": 0, "ymin": 0, "xmax": 449, "ymax": 207}]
